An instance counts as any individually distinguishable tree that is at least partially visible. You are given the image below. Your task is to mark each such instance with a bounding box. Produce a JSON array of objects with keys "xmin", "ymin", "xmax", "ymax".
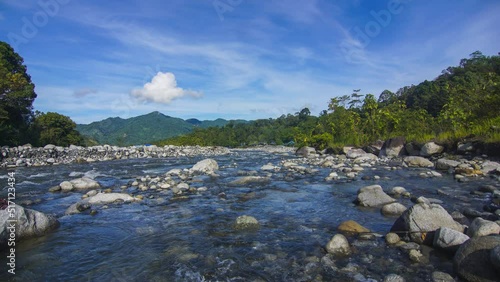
[
  {"xmin": 0, "ymin": 41, "xmax": 37, "ymax": 145},
  {"xmin": 34, "ymin": 112, "xmax": 83, "ymax": 146}
]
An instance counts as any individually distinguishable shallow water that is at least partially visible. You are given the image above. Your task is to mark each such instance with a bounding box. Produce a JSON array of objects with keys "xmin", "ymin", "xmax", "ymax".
[{"xmin": 0, "ymin": 151, "xmax": 497, "ymax": 281}]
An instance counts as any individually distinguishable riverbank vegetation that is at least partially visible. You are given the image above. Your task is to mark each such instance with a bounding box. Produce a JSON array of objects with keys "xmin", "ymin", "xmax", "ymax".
[{"xmin": 157, "ymin": 51, "xmax": 500, "ymax": 150}]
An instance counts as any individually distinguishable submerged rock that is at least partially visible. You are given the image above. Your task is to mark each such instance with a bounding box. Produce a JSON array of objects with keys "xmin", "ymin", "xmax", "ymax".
[
  {"xmin": 234, "ymin": 215, "xmax": 259, "ymax": 230},
  {"xmin": 228, "ymin": 176, "xmax": 270, "ymax": 186},
  {"xmin": 0, "ymin": 206, "xmax": 59, "ymax": 249}
]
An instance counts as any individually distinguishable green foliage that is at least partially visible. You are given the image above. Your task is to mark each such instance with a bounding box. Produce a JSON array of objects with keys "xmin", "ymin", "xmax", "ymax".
[
  {"xmin": 0, "ymin": 41, "xmax": 37, "ymax": 145},
  {"xmin": 33, "ymin": 112, "xmax": 84, "ymax": 146}
]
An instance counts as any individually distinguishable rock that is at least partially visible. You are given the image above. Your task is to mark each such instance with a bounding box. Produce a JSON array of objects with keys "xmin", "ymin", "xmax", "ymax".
[
  {"xmin": 389, "ymin": 186, "xmax": 407, "ymax": 196},
  {"xmin": 457, "ymin": 142, "xmax": 475, "ymax": 153},
  {"xmin": 482, "ymin": 161, "xmax": 500, "ymax": 175},
  {"xmin": 234, "ymin": 215, "xmax": 259, "ymax": 230},
  {"xmin": 379, "ymin": 137, "xmax": 406, "ymax": 158},
  {"xmin": 326, "ymin": 234, "xmax": 351, "ymax": 256},
  {"xmin": 431, "ymin": 271, "xmax": 455, "ymax": 282},
  {"xmin": 355, "ymin": 185, "xmax": 396, "ymax": 207},
  {"xmin": 405, "ymin": 142, "xmax": 421, "ymax": 156},
  {"xmin": 433, "ymin": 227, "xmax": 470, "ymax": 253},
  {"xmin": 0, "ymin": 206, "xmax": 59, "ymax": 248},
  {"xmin": 191, "ymin": 158, "xmax": 219, "ymax": 174},
  {"xmin": 87, "ymin": 193, "xmax": 135, "ymax": 204},
  {"xmin": 383, "ymin": 274, "xmax": 405, "ymax": 282},
  {"xmin": 65, "ymin": 202, "xmax": 91, "ymax": 215},
  {"xmin": 385, "ymin": 233, "xmax": 400, "ymax": 244},
  {"xmin": 44, "ymin": 144, "xmax": 56, "ymax": 150},
  {"xmin": 337, "ymin": 220, "xmax": 370, "ymax": 234},
  {"xmin": 364, "ymin": 140, "xmax": 384, "ymax": 155},
  {"xmin": 346, "ymin": 148, "xmax": 367, "ymax": 159},
  {"xmin": 261, "ymin": 163, "xmax": 276, "ymax": 171},
  {"xmin": 59, "ymin": 181, "xmax": 74, "ymax": 192},
  {"xmin": 70, "ymin": 177, "xmax": 100, "ymax": 190},
  {"xmin": 176, "ymin": 182, "xmax": 190, "ymax": 191},
  {"xmin": 381, "ymin": 203, "xmax": 407, "ymax": 216},
  {"xmin": 454, "ymin": 236, "xmax": 500, "ymax": 282},
  {"xmin": 48, "ymin": 186, "xmax": 61, "ymax": 192},
  {"xmin": 228, "ymin": 176, "xmax": 270, "ymax": 186},
  {"xmin": 403, "ymin": 156, "xmax": 434, "ymax": 168},
  {"xmin": 295, "ymin": 146, "xmax": 316, "ymax": 157},
  {"xmin": 353, "ymin": 153, "xmax": 378, "ymax": 163},
  {"xmin": 436, "ymin": 159, "xmax": 461, "ymax": 170},
  {"xmin": 420, "ymin": 142, "xmax": 444, "ymax": 157},
  {"xmin": 86, "ymin": 190, "xmax": 98, "ymax": 197},
  {"xmin": 478, "ymin": 185, "xmax": 497, "ymax": 193},
  {"xmin": 467, "ymin": 218, "xmax": 500, "ymax": 238},
  {"xmin": 491, "ymin": 245, "xmax": 500, "ymax": 271},
  {"xmin": 390, "ymin": 203, "xmax": 464, "ymax": 244},
  {"xmin": 409, "ymin": 249, "xmax": 423, "ymax": 263}
]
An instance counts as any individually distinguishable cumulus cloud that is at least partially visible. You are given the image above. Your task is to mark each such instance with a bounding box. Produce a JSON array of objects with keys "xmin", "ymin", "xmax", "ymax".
[
  {"xmin": 131, "ymin": 72, "xmax": 202, "ymax": 104},
  {"xmin": 74, "ymin": 88, "xmax": 98, "ymax": 97}
]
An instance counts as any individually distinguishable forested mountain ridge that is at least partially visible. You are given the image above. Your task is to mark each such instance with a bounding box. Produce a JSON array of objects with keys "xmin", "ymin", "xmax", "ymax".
[{"xmin": 76, "ymin": 111, "xmax": 246, "ymax": 146}]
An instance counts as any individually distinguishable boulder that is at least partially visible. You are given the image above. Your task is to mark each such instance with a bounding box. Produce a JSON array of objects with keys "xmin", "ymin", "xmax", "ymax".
[
  {"xmin": 436, "ymin": 159, "xmax": 461, "ymax": 170},
  {"xmin": 390, "ymin": 203, "xmax": 464, "ymax": 244},
  {"xmin": 364, "ymin": 140, "xmax": 384, "ymax": 155},
  {"xmin": 385, "ymin": 232, "xmax": 401, "ymax": 244},
  {"xmin": 346, "ymin": 148, "xmax": 367, "ymax": 159},
  {"xmin": 70, "ymin": 177, "xmax": 100, "ymax": 190},
  {"xmin": 403, "ymin": 156, "xmax": 434, "ymax": 168},
  {"xmin": 228, "ymin": 176, "xmax": 270, "ymax": 186},
  {"xmin": 454, "ymin": 236, "xmax": 500, "ymax": 282},
  {"xmin": 356, "ymin": 185, "xmax": 396, "ymax": 207},
  {"xmin": 234, "ymin": 215, "xmax": 259, "ymax": 230},
  {"xmin": 295, "ymin": 146, "xmax": 316, "ymax": 157},
  {"xmin": 337, "ymin": 220, "xmax": 370, "ymax": 234},
  {"xmin": 405, "ymin": 142, "xmax": 421, "ymax": 156},
  {"xmin": 326, "ymin": 234, "xmax": 351, "ymax": 256},
  {"xmin": 381, "ymin": 202, "xmax": 407, "ymax": 216},
  {"xmin": 191, "ymin": 158, "xmax": 219, "ymax": 174},
  {"xmin": 379, "ymin": 137, "xmax": 406, "ymax": 158},
  {"xmin": 467, "ymin": 218, "xmax": 500, "ymax": 238},
  {"xmin": 65, "ymin": 202, "xmax": 91, "ymax": 215},
  {"xmin": 482, "ymin": 161, "xmax": 500, "ymax": 175},
  {"xmin": 60, "ymin": 181, "xmax": 74, "ymax": 192},
  {"xmin": 433, "ymin": 227, "xmax": 470, "ymax": 253},
  {"xmin": 420, "ymin": 142, "xmax": 444, "ymax": 157},
  {"xmin": 87, "ymin": 193, "xmax": 135, "ymax": 204},
  {"xmin": 0, "ymin": 206, "xmax": 59, "ymax": 249}
]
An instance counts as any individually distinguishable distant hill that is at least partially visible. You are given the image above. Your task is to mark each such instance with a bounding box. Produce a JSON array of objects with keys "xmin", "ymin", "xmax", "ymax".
[{"xmin": 76, "ymin": 111, "xmax": 246, "ymax": 146}]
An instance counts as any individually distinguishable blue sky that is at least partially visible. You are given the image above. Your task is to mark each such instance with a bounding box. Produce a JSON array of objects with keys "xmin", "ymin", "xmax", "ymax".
[{"xmin": 1, "ymin": 0, "xmax": 500, "ymax": 124}]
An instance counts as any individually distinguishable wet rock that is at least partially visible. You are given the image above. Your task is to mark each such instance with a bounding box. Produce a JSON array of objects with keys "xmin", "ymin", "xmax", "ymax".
[
  {"xmin": 87, "ymin": 193, "xmax": 135, "ymax": 204},
  {"xmin": 326, "ymin": 234, "xmax": 351, "ymax": 256},
  {"xmin": 70, "ymin": 177, "xmax": 100, "ymax": 190},
  {"xmin": 191, "ymin": 158, "xmax": 219, "ymax": 174},
  {"xmin": 391, "ymin": 203, "xmax": 464, "ymax": 244},
  {"xmin": 0, "ymin": 206, "xmax": 59, "ymax": 249},
  {"xmin": 234, "ymin": 215, "xmax": 259, "ymax": 230},
  {"xmin": 48, "ymin": 186, "xmax": 61, "ymax": 192},
  {"xmin": 454, "ymin": 236, "xmax": 500, "ymax": 282},
  {"xmin": 433, "ymin": 227, "xmax": 470, "ymax": 253},
  {"xmin": 385, "ymin": 232, "xmax": 400, "ymax": 244},
  {"xmin": 355, "ymin": 185, "xmax": 396, "ymax": 207},
  {"xmin": 381, "ymin": 203, "xmax": 407, "ymax": 216},
  {"xmin": 228, "ymin": 176, "xmax": 270, "ymax": 186},
  {"xmin": 59, "ymin": 181, "xmax": 74, "ymax": 192},
  {"xmin": 260, "ymin": 163, "xmax": 277, "ymax": 171},
  {"xmin": 409, "ymin": 249, "xmax": 424, "ymax": 263},
  {"xmin": 467, "ymin": 218, "xmax": 500, "ymax": 238},
  {"xmin": 420, "ymin": 142, "xmax": 444, "ymax": 157},
  {"xmin": 403, "ymin": 156, "xmax": 434, "ymax": 168},
  {"xmin": 337, "ymin": 220, "xmax": 370, "ymax": 234},
  {"xmin": 379, "ymin": 137, "xmax": 406, "ymax": 158},
  {"xmin": 431, "ymin": 271, "xmax": 455, "ymax": 282},
  {"xmin": 65, "ymin": 202, "xmax": 91, "ymax": 215},
  {"xmin": 389, "ymin": 186, "xmax": 408, "ymax": 196},
  {"xmin": 383, "ymin": 274, "xmax": 405, "ymax": 282},
  {"xmin": 295, "ymin": 146, "xmax": 316, "ymax": 157},
  {"xmin": 436, "ymin": 159, "xmax": 461, "ymax": 171}
]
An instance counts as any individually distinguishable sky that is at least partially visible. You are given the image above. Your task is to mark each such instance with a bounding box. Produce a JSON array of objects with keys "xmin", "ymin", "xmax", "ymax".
[{"xmin": 1, "ymin": 0, "xmax": 500, "ymax": 124}]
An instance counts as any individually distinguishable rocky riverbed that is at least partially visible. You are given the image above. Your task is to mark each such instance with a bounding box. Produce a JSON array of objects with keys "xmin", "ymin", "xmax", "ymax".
[{"xmin": 1, "ymin": 144, "xmax": 500, "ymax": 281}]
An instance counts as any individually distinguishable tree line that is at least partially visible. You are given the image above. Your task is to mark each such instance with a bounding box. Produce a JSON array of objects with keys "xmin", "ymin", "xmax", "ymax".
[{"xmin": 158, "ymin": 51, "xmax": 500, "ymax": 149}]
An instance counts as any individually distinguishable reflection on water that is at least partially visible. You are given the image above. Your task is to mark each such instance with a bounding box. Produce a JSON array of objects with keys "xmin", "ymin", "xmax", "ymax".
[{"xmin": 0, "ymin": 151, "xmax": 495, "ymax": 281}]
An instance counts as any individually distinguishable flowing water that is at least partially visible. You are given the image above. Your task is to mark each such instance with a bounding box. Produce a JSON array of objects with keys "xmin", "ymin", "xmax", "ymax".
[{"xmin": 0, "ymin": 150, "xmax": 496, "ymax": 281}]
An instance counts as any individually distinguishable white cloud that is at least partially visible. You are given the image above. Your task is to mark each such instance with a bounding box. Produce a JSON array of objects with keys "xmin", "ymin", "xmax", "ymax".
[
  {"xmin": 131, "ymin": 72, "xmax": 202, "ymax": 104},
  {"xmin": 74, "ymin": 88, "xmax": 98, "ymax": 97}
]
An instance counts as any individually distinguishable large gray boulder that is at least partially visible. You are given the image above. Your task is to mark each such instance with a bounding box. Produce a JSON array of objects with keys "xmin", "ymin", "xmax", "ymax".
[
  {"xmin": 467, "ymin": 218, "xmax": 500, "ymax": 238},
  {"xmin": 381, "ymin": 202, "xmax": 407, "ymax": 216},
  {"xmin": 390, "ymin": 203, "xmax": 464, "ymax": 244},
  {"xmin": 346, "ymin": 148, "xmax": 367, "ymax": 159},
  {"xmin": 436, "ymin": 159, "xmax": 461, "ymax": 170},
  {"xmin": 403, "ymin": 156, "xmax": 434, "ymax": 168},
  {"xmin": 191, "ymin": 158, "xmax": 219, "ymax": 174},
  {"xmin": 379, "ymin": 137, "xmax": 406, "ymax": 158},
  {"xmin": 433, "ymin": 227, "xmax": 470, "ymax": 253},
  {"xmin": 0, "ymin": 206, "xmax": 59, "ymax": 249},
  {"xmin": 420, "ymin": 142, "xmax": 444, "ymax": 157},
  {"xmin": 454, "ymin": 236, "xmax": 500, "ymax": 282},
  {"xmin": 356, "ymin": 185, "xmax": 396, "ymax": 207}
]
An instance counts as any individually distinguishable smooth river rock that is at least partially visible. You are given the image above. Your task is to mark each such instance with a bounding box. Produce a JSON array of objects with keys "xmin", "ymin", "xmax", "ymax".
[
  {"xmin": 356, "ymin": 185, "xmax": 396, "ymax": 207},
  {"xmin": 433, "ymin": 227, "xmax": 470, "ymax": 253},
  {"xmin": 191, "ymin": 158, "xmax": 219, "ymax": 174},
  {"xmin": 326, "ymin": 234, "xmax": 351, "ymax": 256},
  {"xmin": 403, "ymin": 156, "xmax": 434, "ymax": 168},
  {"xmin": 87, "ymin": 193, "xmax": 135, "ymax": 204},
  {"xmin": 467, "ymin": 218, "xmax": 500, "ymax": 238},
  {"xmin": 337, "ymin": 220, "xmax": 370, "ymax": 234}
]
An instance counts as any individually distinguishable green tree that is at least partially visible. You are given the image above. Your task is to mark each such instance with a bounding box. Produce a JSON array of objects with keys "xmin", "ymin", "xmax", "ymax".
[
  {"xmin": 34, "ymin": 112, "xmax": 83, "ymax": 146},
  {"xmin": 0, "ymin": 41, "xmax": 37, "ymax": 145}
]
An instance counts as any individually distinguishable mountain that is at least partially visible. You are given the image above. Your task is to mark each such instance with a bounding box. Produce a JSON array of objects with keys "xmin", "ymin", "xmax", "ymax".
[{"xmin": 76, "ymin": 111, "xmax": 245, "ymax": 146}]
